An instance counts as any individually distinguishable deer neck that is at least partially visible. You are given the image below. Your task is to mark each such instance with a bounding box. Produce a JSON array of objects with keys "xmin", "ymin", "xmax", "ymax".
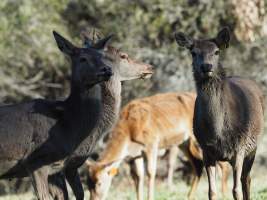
[
  {"xmin": 195, "ymin": 67, "xmax": 228, "ymax": 140},
  {"xmin": 98, "ymin": 73, "xmax": 122, "ymax": 135},
  {"xmin": 65, "ymin": 84, "xmax": 102, "ymax": 142},
  {"xmin": 84, "ymin": 74, "xmax": 122, "ymax": 153},
  {"xmin": 195, "ymin": 64, "xmax": 227, "ymax": 104},
  {"xmin": 99, "ymin": 130, "xmax": 129, "ymax": 168}
]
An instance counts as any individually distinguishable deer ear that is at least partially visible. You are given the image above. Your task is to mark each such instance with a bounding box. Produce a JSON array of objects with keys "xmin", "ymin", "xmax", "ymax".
[
  {"xmin": 53, "ymin": 31, "xmax": 76, "ymax": 55},
  {"xmin": 174, "ymin": 32, "xmax": 194, "ymax": 49},
  {"xmin": 99, "ymin": 159, "xmax": 120, "ymax": 176},
  {"xmin": 108, "ymin": 168, "xmax": 118, "ymax": 176},
  {"xmin": 93, "ymin": 34, "xmax": 114, "ymax": 50},
  {"xmin": 215, "ymin": 27, "xmax": 230, "ymax": 49}
]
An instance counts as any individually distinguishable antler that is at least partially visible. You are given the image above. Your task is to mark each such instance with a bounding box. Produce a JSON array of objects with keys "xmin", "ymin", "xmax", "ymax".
[{"xmin": 80, "ymin": 28, "xmax": 104, "ymax": 48}]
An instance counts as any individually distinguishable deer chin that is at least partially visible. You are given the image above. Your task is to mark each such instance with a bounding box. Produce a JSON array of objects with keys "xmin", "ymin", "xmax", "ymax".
[
  {"xmin": 201, "ymin": 71, "xmax": 213, "ymax": 78},
  {"xmin": 206, "ymin": 71, "xmax": 213, "ymax": 77}
]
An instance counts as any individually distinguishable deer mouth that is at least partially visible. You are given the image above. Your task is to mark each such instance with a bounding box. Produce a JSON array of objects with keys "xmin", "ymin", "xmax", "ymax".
[
  {"xmin": 140, "ymin": 65, "xmax": 154, "ymax": 79},
  {"xmin": 97, "ymin": 71, "xmax": 113, "ymax": 77},
  {"xmin": 140, "ymin": 71, "xmax": 153, "ymax": 79},
  {"xmin": 205, "ymin": 71, "xmax": 213, "ymax": 76},
  {"xmin": 202, "ymin": 70, "xmax": 213, "ymax": 78}
]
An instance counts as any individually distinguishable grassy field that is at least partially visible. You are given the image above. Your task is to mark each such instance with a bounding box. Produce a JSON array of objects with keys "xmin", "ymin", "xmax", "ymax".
[
  {"xmin": 0, "ymin": 132, "xmax": 265, "ymax": 200},
  {"xmin": 0, "ymin": 169, "xmax": 266, "ymax": 200},
  {"xmin": 105, "ymin": 172, "xmax": 267, "ymax": 200}
]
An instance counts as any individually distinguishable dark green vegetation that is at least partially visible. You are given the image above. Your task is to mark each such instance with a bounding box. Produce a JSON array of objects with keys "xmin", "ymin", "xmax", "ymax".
[{"xmin": 0, "ymin": 0, "xmax": 266, "ymax": 103}]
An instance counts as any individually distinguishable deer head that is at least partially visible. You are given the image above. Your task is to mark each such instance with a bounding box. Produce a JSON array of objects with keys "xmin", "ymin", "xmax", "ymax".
[
  {"xmin": 86, "ymin": 160, "xmax": 118, "ymax": 200},
  {"xmin": 175, "ymin": 27, "xmax": 230, "ymax": 83},
  {"xmin": 82, "ymin": 33, "xmax": 154, "ymax": 82},
  {"xmin": 53, "ymin": 31, "xmax": 113, "ymax": 89}
]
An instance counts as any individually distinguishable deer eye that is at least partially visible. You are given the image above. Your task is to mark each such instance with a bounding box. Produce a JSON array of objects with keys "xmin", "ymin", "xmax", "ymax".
[
  {"xmin": 215, "ymin": 50, "xmax": 220, "ymax": 55},
  {"xmin": 96, "ymin": 182, "xmax": 102, "ymax": 187},
  {"xmin": 79, "ymin": 57, "xmax": 87, "ymax": 63},
  {"xmin": 120, "ymin": 54, "xmax": 128, "ymax": 59}
]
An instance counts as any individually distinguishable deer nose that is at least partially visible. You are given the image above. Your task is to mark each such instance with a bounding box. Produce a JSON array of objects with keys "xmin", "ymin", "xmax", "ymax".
[
  {"xmin": 146, "ymin": 64, "xmax": 154, "ymax": 73},
  {"xmin": 99, "ymin": 66, "xmax": 113, "ymax": 77},
  {"xmin": 201, "ymin": 64, "xmax": 213, "ymax": 72},
  {"xmin": 101, "ymin": 66, "xmax": 109, "ymax": 72}
]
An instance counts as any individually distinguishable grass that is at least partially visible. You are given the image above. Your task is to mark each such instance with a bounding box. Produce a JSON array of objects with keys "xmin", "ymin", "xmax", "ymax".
[
  {"xmin": 0, "ymin": 171, "xmax": 266, "ymax": 200},
  {"xmin": 105, "ymin": 173, "xmax": 267, "ymax": 200}
]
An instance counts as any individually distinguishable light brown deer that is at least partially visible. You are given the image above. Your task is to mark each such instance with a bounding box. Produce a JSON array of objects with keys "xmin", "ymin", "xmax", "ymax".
[{"xmin": 86, "ymin": 92, "xmax": 230, "ymax": 200}]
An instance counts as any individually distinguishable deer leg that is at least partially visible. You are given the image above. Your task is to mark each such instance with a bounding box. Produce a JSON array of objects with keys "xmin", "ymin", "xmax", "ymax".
[
  {"xmin": 187, "ymin": 157, "xmax": 203, "ymax": 200},
  {"xmin": 219, "ymin": 162, "xmax": 230, "ymax": 196},
  {"xmin": 29, "ymin": 167, "xmax": 53, "ymax": 200},
  {"xmin": 48, "ymin": 172, "xmax": 69, "ymax": 200},
  {"xmin": 167, "ymin": 146, "xmax": 178, "ymax": 190},
  {"xmin": 145, "ymin": 142, "xmax": 158, "ymax": 200},
  {"xmin": 179, "ymin": 141, "xmax": 203, "ymax": 200},
  {"xmin": 232, "ymin": 152, "xmax": 244, "ymax": 200},
  {"xmin": 65, "ymin": 168, "xmax": 84, "ymax": 200},
  {"xmin": 204, "ymin": 157, "xmax": 217, "ymax": 200},
  {"xmin": 241, "ymin": 152, "xmax": 256, "ymax": 200},
  {"xmin": 129, "ymin": 157, "xmax": 145, "ymax": 200}
]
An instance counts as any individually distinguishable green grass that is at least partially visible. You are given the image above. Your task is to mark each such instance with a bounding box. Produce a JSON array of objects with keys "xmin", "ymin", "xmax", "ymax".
[
  {"xmin": 0, "ymin": 173, "xmax": 266, "ymax": 200},
  {"xmin": 105, "ymin": 174, "xmax": 267, "ymax": 200}
]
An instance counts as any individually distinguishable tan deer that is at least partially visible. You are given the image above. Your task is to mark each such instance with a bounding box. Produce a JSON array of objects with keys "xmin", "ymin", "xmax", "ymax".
[{"xmin": 86, "ymin": 92, "xmax": 230, "ymax": 200}]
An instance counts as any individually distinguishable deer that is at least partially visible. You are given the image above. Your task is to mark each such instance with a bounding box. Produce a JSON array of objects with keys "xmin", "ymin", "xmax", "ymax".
[
  {"xmin": 175, "ymin": 27, "xmax": 265, "ymax": 200},
  {"xmin": 0, "ymin": 31, "xmax": 113, "ymax": 200},
  {"xmin": 86, "ymin": 92, "xmax": 230, "ymax": 200},
  {"xmin": 47, "ymin": 32, "xmax": 154, "ymax": 200}
]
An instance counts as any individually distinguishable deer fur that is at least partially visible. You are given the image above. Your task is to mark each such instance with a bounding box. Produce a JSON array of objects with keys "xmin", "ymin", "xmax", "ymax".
[{"xmin": 175, "ymin": 27, "xmax": 265, "ymax": 200}]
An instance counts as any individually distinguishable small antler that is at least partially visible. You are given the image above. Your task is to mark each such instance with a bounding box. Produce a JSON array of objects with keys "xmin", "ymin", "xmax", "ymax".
[
  {"xmin": 80, "ymin": 28, "xmax": 104, "ymax": 48},
  {"xmin": 80, "ymin": 31, "xmax": 94, "ymax": 48}
]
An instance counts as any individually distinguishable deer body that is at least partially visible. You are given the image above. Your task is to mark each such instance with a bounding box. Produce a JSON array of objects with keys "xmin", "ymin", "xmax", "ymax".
[
  {"xmin": 0, "ymin": 90, "xmax": 101, "ymax": 178},
  {"xmin": 87, "ymin": 92, "xmax": 229, "ymax": 200},
  {"xmin": 194, "ymin": 77, "xmax": 263, "ymax": 161},
  {"xmin": 175, "ymin": 27, "xmax": 264, "ymax": 200},
  {"xmin": 126, "ymin": 92, "xmax": 195, "ymax": 148}
]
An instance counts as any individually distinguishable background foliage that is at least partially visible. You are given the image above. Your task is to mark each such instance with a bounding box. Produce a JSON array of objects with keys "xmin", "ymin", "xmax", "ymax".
[
  {"xmin": 0, "ymin": 0, "xmax": 266, "ymax": 103},
  {"xmin": 0, "ymin": 0, "xmax": 266, "ymax": 197}
]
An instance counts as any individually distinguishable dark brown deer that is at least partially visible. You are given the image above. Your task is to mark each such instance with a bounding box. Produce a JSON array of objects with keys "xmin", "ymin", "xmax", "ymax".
[
  {"xmin": 0, "ymin": 31, "xmax": 113, "ymax": 200},
  {"xmin": 175, "ymin": 27, "xmax": 265, "ymax": 200},
  {"xmin": 48, "ymin": 32, "xmax": 154, "ymax": 200}
]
